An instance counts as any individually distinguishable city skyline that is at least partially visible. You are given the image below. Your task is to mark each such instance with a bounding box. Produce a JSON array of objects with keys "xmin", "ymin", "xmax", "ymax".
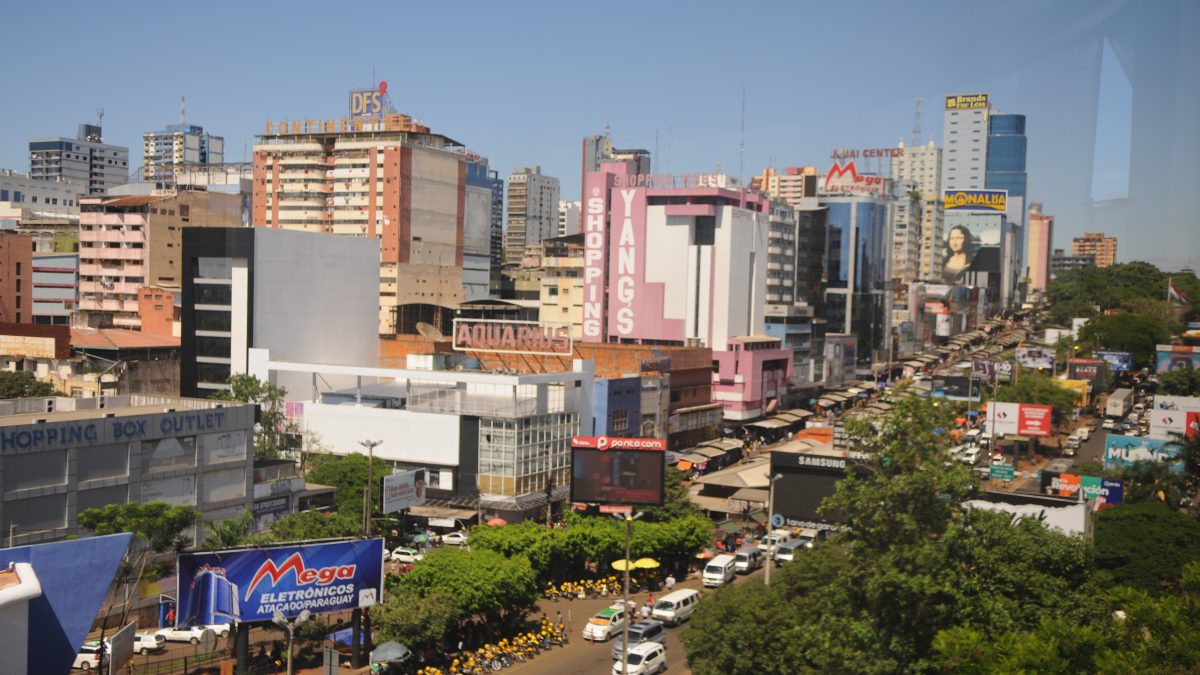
[{"xmin": 3, "ymin": 0, "xmax": 1196, "ymax": 269}]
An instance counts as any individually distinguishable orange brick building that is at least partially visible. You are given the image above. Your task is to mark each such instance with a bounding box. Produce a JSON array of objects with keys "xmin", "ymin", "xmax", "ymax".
[{"xmin": 0, "ymin": 232, "xmax": 33, "ymax": 324}]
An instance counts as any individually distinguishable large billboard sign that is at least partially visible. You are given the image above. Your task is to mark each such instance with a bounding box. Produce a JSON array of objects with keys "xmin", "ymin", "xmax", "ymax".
[
  {"xmin": 942, "ymin": 213, "xmax": 1003, "ymax": 284},
  {"xmin": 1039, "ymin": 471, "xmax": 1123, "ymax": 507},
  {"xmin": 1059, "ymin": 379, "xmax": 1090, "ymax": 406},
  {"xmin": 942, "ymin": 189, "xmax": 1008, "ymax": 213},
  {"xmin": 570, "ymin": 437, "xmax": 665, "ymax": 506},
  {"xmin": 1016, "ymin": 346, "xmax": 1055, "ymax": 370},
  {"xmin": 1148, "ymin": 395, "xmax": 1200, "ymax": 439},
  {"xmin": 349, "ymin": 81, "xmax": 387, "ymax": 120},
  {"xmin": 945, "ymin": 93, "xmax": 989, "ymax": 110},
  {"xmin": 1156, "ymin": 345, "xmax": 1200, "ymax": 372},
  {"xmin": 176, "ymin": 540, "xmax": 384, "ymax": 625},
  {"xmin": 1068, "ymin": 358, "xmax": 1107, "ymax": 389},
  {"xmin": 1096, "ymin": 351, "xmax": 1134, "ymax": 372},
  {"xmin": 382, "ymin": 469, "xmax": 426, "ymax": 514},
  {"xmin": 607, "ymin": 187, "xmax": 647, "ymax": 338},
  {"xmin": 821, "ymin": 161, "xmax": 889, "ymax": 196},
  {"xmin": 987, "ymin": 402, "xmax": 1053, "ymax": 437},
  {"xmin": 1104, "ymin": 435, "xmax": 1183, "ymax": 471},
  {"xmin": 452, "ymin": 319, "xmax": 572, "ymax": 356},
  {"xmin": 582, "ymin": 171, "xmax": 611, "ymax": 341}
]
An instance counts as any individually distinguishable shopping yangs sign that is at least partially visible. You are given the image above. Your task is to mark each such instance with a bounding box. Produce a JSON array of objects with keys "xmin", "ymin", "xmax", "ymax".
[
  {"xmin": 382, "ymin": 469, "xmax": 426, "ymax": 514},
  {"xmin": 988, "ymin": 402, "xmax": 1053, "ymax": 437},
  {"xmin": 821, "ymin": 161, "xmax": 889, "ymax": 195},
  {"xmin": 945, "ymin": 93, "xmax": 989, "ymax": 110},
  {"xmin": 943, "ymin": 189, "xmax": 1007, "ymax": 213},
  {"xmin": 452, "ymin": 319, "xmax": 572, "ymax": 356},
  {"xmin": 175, "ymin": 539, "xmax": 384, "ymax": 625}
]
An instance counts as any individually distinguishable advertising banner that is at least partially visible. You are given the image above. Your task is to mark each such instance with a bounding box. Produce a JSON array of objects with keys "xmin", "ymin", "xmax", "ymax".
[
  {"xmin": 1059, "ymin": 379, "xmax": 1090, "ymax": 406},
  {"xmin": 452, "ymin": 319, "xmax": 572, "ymax": 356},
  {"xmin": 1067, "ymin": 358, "xmax": 1106, "ymax": 389},
  {"xmin": 1156, "ymin": 345, "xmax": 1200, "ymax": 372},
  {"xmin": 1039, "ymin": 471, "xmax": 1123, "ymax": 507},
  {"xmin": 1147, "ymin": 396, "xmax": 1200, "ymax": 438},
  {"xmin": 821, "ymin": 161, "xmax": 889, "ymax": 196},
  {"xmin": 176, "ymin": 539, "xmax": 384, "ymax": 625},
  {"xmin": 988, "ymin": 402, "xmax": 1053, "ymax": 437},
  {"xmin": 381, "ymin": 469, "xmax": 426, "ymax": 514},
  {"xmin": 1104, "ymin": 435, "xmax": 1183, "ymax": 471},
  {"xmin": 945, "ymin": 93, "xmax": 989, "ymax": 110},
  {"xmin": 942, "ymin": 189, "xmax": 1008, "ymax": 213},
  {"xmin": 931, "ymin": 375, "xmax": 977, "ymax": 400},
  {"xmin": 941, "ymin": 214, "xmax": 1003, "ymax": 284},
  {"xmin": 1016, "ymin": 347, "xmax": 1055, "ymax": 369},
  {"xmin": 570, "ymin": 447, "xmax": 665, "ymax": 506},
  {"xmin": 971, "ymin": 360, "xmax": 995, "ymax": 378},
  {"xmin": 1096, "ymin": 351, "xmax": 1133, "ymax": 372}
]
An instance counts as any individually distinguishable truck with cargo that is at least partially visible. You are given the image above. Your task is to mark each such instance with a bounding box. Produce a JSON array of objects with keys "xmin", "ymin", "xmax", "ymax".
[{"xmin": 1106, "ymin": 388, "xmax": 1134, "ymax": 419}]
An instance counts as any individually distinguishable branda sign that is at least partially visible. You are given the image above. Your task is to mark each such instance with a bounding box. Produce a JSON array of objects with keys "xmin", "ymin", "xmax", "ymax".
[
  {"xmin": 452, "ymin": 319, "xmax": 572, "ymax": 356},
  {"xmin": 176, "ymin": 539, "xmax": 384, "ymax": 625}
]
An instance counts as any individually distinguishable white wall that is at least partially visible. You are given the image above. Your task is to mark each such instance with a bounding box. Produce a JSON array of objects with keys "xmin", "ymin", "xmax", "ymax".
[{"xmin": 303, "ymin": 404, "xmax": 462, "ymax": 465}]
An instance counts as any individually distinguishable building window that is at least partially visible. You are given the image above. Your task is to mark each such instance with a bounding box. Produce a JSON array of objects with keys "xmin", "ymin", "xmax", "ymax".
[
  {"xmin": 195, "ymin": 310, "xmax": 232, "ymax": 332},
  {"xmin": 194, "ymin": 284, "xmax": 232, "ymax": 306},
  {"xmin": 197, "ymin": 362, "xmax": 231, "ymax": 385},
  {"xmin": 195, "ymin": 336, "xmax": 232, "ymax": 358},
  {"xmin": 610, "ymin": 409, "xmax": 629, "ymax": 433}
]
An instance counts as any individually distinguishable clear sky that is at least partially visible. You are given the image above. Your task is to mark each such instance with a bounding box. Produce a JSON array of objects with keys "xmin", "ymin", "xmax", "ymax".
[{"xmin": 3, "ymin": 0, "xmax": 1197, "ymax": 269}]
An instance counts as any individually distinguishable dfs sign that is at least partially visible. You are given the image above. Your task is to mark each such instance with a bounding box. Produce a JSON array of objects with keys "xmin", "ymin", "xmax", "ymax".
[{"xmin": 350, "ymin": 81, "xmax": 389, "ymax": 120}]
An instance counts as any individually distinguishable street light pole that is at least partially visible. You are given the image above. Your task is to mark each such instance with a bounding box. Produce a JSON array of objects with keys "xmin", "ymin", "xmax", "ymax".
[
  {"xmin": 360, "ymin": 440, "xmax": 382, "ymax": 537},
  {"xmin": 614, "ymin": 511, "xmax": 643, "ymax": 675},
  {"xmin": 272, "ymin": 609, "xmax": 311, "ymax": 675},
  {"xmin": 765, "ymin": 473, "xmax": 782, "ymax": 586}
]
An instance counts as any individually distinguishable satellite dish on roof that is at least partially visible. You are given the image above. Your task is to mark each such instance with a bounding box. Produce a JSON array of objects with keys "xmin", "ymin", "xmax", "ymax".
[{"xmin": 416, "ymin": 322, "xmax": 445, "ymax": 341}]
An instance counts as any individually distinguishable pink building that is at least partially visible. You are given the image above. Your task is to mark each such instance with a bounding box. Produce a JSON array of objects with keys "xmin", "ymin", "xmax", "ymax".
[
  {"xmin": 580, "ymin": 161, "xmax": 792, "ymax": 419},
  {"xmin": 1026, "ymin": 203, "xmax": 1053, "ymax": 293}
]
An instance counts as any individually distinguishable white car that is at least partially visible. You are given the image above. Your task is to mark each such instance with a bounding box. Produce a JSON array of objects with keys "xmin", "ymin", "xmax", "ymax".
[
  {"xmin": 613, "ymin": 642, "xmax": 667, "ymax": 674},
  {"xmin": 583, "ymin": 605, "xmax": 628, "ymax": 642},
  {"xmin": 442, "ymin": 531, "xmax": 469, "ymax": 546},
  {"xmin": 389, "ymin": 547, "xmax": 425, "ymax": 564},
  {"xmin": 86, "ymin": 633, "xmax": 165, "ymax": 658},
  {"xmin": 155, "ymin": 623, "xmax": 231, "ymax": 645},
  {"xmin": 1102, "ymin": 419, "xmax": 1116, "ymax": 431},
  {"xmin": 959, "ymin": 447, "xmax": 982, "ymax": 465},
  {"xmin": 73, "ymin": 643, "xmax": 102, "ymax": 670}
]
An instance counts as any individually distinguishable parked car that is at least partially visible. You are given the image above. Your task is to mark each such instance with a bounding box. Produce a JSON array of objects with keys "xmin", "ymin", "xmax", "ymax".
[
  {"xmin": 611, "ymin": 620, "xmax": 666, "ymax": 661},
  {"xmin": 73, "ymin": 643, "xmax": 102, "ymax": 670},
  {"xmin": 1102, "ymin": 419, "xmax": 1117, "ymax": 431},
  {"xmin": 651, "ymin": 589, "xmax": 700, "ymax": 627},
  {"xmin": 755, "ymin": 529, "xmax": 793, "ymax": 553},
  {"xmin": 86, "ymin": 634, "xmax": 166, "ymax": 658},
  {"xmin": 155, "ymin": 624, "xmax": 231, "ymax": 644},
  {"xmin": 389, "ymin": 547, "xmax": 424, "ymax": 564},
  {"xmin": 960, "ymin": 447, "xmax": 982, "ymax": 465},
  {"xmin": 583, "ymin": 605, "xmax": 628, "ymax": 642},
  {"xmin": 612, "ymin": 642, "xmax": 667, "ymax": 675},
  {"xmin": 442, "ymin": 531, "xmax": 469, "ymax": 546}
]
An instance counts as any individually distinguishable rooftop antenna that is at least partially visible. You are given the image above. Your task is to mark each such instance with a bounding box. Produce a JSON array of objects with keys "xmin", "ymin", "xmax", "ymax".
[
  {"xmin": 604, "ymin": 121, "xmax": 611, "ymax": 138},
  {"xmin": 96, "ymin": 107, "xmax": 104, "ymax": 131},
  {"xmin": 180, "ymin": 95, "xmax": 186, "ymax": 126},
  {"xmin": 911, "ymin": 96, "xmax": 922, "ymax": 146},
  {"xmin": 739, "ymin": 85, "xmax": 746, "ymax": 185}
]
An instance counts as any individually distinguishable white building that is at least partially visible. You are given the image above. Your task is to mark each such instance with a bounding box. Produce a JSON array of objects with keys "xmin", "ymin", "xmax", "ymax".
[
  {"xmin": 142, "ymin": 124, "xmax": 224, "ymax": 183},
  {"xmin": 0, "ymin": 170, "xmax": 82, "ymax": 220},
  {"xmin": 557, "ymin": 200, "xmax": 580, "ymax": 237},
  {"xmin": 253, "ymin": 353, "xmax": 594, "ymax": 523},
  {"xmin": 891, "ymin": 139, "xmax": 942, "ymax": 200},
  {"xmin": 28, "ymin": 124, "xmax": 129, "ymax": 196},
  {"xmin": 891, "ymin": 195, "xmax": 922, "ymax": 284},
  {"xmin": 180, "ymin": 228, "xmax": 380, "ymax": 398},
  {"xmin": 941, "ymin": 93, "xmax": 990, "ymax": 191},
  {"xmin": 505, "ymin": 166, "xmax": 560, "ymax": 261}
]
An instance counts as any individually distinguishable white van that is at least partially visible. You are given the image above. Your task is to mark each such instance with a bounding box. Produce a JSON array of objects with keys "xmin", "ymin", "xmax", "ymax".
[
  {"xmin": 733, "ymin": 547, "xmax": 763, "ymax": 574},
  {"xmin": 703, "ymin": 554, "xmax": 736, "ymax": 588},
  {"xmin": 756, "ymin": 529, "xmax": 793, "ymax": 553},
  {"xmin": 963, "ymin": 429, "xmax": 982, "ymax": 446},
  {"xmin": 652, "ymin": 589, "xmax": 701, "ymax": 627}
]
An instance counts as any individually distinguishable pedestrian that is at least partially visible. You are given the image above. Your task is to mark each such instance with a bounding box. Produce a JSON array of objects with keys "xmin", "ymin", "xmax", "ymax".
[
  {"xmin": 646, "ymin": 593, "xmax": 654, "ymax": 607},
  {"xmin": 665, "ymin": 573, "xmax": 676, "ymax": 591},
  {"xmin": 556, "ymin": 610, "xmax": 563, "ymax": 626},
  {"xmin": 640, "ymin": 603, "xmax": 651, "ymax": 620}
]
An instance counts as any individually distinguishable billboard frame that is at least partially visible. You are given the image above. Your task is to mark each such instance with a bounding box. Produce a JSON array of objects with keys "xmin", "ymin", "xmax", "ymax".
[{"xmin": 569, "ymin": 438, "xmax": 666, "ymax": 507}]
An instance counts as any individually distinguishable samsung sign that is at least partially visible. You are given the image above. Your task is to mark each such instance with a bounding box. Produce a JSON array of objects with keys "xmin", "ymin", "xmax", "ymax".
[{"xmin": 0, "ymin": 409, "xmax": 233, "ymax": 453}]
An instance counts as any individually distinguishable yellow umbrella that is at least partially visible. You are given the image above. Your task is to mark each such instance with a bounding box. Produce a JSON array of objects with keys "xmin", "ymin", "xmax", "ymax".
[
  {"xmin": 633, "ymin": 558, "xmax": 660, "ymax": 569},
  {"xmin": 611, "ymin": 559, "xmax": 633, "ymax": 571}
]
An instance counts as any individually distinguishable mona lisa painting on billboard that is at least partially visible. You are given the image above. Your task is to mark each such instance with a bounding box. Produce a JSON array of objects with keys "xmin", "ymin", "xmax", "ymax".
[{"xmin": 942, "ymin": 216, "xmax": 1003, "ymax": 284}]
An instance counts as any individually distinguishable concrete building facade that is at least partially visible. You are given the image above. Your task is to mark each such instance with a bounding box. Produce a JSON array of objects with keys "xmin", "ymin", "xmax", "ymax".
[
  {"xmin": 31, "ymin": 252, "xmax": 77, "ymax": 325},
  {"xmin": 504, "ymin": 166, "xmax": 560, "ymax": 262},
  {"xmin": 941, "ymin": 94, "xmax": 990, "ymax": 191},
  {"xmin": 557, "ymin": 200, "xmax": 581, "ymax": 237},
  {"xmin": 28, "ymin": 124, "xmax": 128, "ymax": 196},
  {"xmin": 142, "ymin": 124, "xmax": 224, "ymax": 183},
  {"xmin": 1072, "ymin": 232, "xmax": 1117, "ymax": 268},
  {"xmin": 1026, "ymin": 203, "xmax": 1054, "ymax": 293},
  {"xmin": 0, "ymin": 233, "xmax": 33, "ymax": 324},
  {"xmin": 0, "ymin": 171, "xmax": 81, "ymax": 220},
  {"xmin": 891, "ymin": 140, "xmax": 942, "ymax": 199}
]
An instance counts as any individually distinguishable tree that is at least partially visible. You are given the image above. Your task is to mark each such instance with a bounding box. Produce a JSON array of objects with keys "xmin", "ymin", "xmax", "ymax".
[
  {"xmin": 1159, "ymin": 368, "xmax": 1200, "ymax": 396},
  {"xmin": 991, "ymin": 371, "xmax": 1080, "ymax": 429},
  {"xmin": 78, "ymin": 502, "xmax": 200, "ymax": 623},
  {"xmin": 201, "ymin": 509, "xmax": 268, "ymax": 549},
  {"xmin": 0, "ymin": 371, "xmax": 58, "ymax": 398},
  {"xmin": 1077, "ymin": 313, "xmax": 1171, "ymax": 369},
  {"xmin": 210, "ymin": 374, "xmax": 297, "ymax": 458},
  {"xmin": 264, "ymin": 509, "xmax": 360, "ymax": 542},
  {"xmin": 1094, "ymin": 501, "xmax": 1200, "ymax": 593},
  {"xmin": 396, "ymin": 548, "xmax": 538, "ymax": 625},
  {"xmin": 639, "ymin": 468, "xmax": 707, "ymax": 522},
  {"xmin": 370, "ymin": 591, "xmax": 459, "ymax": 654},
  {"xmin": 306, "ymin": 452, "xmax": 394, "ymax": 516}
]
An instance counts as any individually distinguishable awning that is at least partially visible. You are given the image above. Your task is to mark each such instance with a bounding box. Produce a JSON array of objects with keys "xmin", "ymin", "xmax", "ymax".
[
  {"xmin": 816, "ymin": 398, "xmax": 836, "ymax": 408},
  {"xmin": 746, "ymin": 418, "xmax": 789, "ymax": 430},
  {"xmin": 408, "ymin": 505, "xmax": 478, "ymax": 521},
  {"xmin": 694, "ymin": 447, "xmax": 727, "ymax": 459},
  {"xmin": 689, "ymin": 494, "xmax": 734, "ymax": 513},
  {"xmin": 729, "ymin": 487, "xmax": 769, "ymax": 503},
  {"xmin": 681, "ymin": 453, "xmax": 711, "ymax": 464},
  {"xmin": 783, "ymin": 408, "xmax": 814, "ymax": 418},
  {"xmin": 675, "ymin": 460, "xmax": 693, "ymax": 471},
  {"xmin": 824, "ymin": 393, "xmax": 849, "ymax": 402}
]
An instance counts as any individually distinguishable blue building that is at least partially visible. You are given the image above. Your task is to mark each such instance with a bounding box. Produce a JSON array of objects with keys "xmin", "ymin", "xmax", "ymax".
[
  {"xmin": 820, "ymin": 195, "xmax": 890, "ymax": 363},
  {"xmin": 986, "ymin": 114, "xmax": 1028, "ymax": 276},
  {"xmin": 592, "ymin": 376, "xmax": 643, "ymax": 437}
]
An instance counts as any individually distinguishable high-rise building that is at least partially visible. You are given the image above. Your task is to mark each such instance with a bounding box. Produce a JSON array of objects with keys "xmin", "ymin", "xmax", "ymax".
[
  {"xmin": 890, "ymin": 192, "xmax": 922, "ymax": 285},
  {"xmin": 504, "ymin": 166, "xmax": 560, "ymax": 262},
  {"xmin": 750, "ymin": 166, "xmax": 819, "ymax": 207},
  {"xmin": 1026, "ymin": 203, "xmax": 1054, "ymax": 293},
  {"xmin": 580, "ymin": 135, "xmax": 651, "ymax": 204},
  {"xmin": 1072, "ymin": 232, "xmax": 1117, "ymax": 268},
  {"xmin": 142, "ymin": 124, "xmax": 224, "ymax": 183},
  {"xmin": 488, "ymin": 169, "xmax": 504, "ymax": 295},
  {"xmin": 917, "ymin": 198, "xmax": 945, "ymax": 280},
  {"xmin": 0, "ymin": 232, "xmax": 33, "ymax": 323},
  {"xmin": 891, "ymin": 139, "xmax": 942, "ymax": 199},
  {"xmin": 557, "ymin": 200, "xmax": 581, "ymax": 237},
  {"xmin": 28, "ymin": 124, "xmax": 129, "ymax": 195},
  {"xmin": 941, "ymin": 94, "xmax": 990, "ymax": 191},
  {"xmin": 251, "ymin": 113, "xmax": 493, "ymax": 331},
  {"xmin": 78, "ymin": 188, "xmax": 241, "ymax": 329},
  {"xmin": 986, "ymin": 113, "xmax": 1029, "ymax": 280}
]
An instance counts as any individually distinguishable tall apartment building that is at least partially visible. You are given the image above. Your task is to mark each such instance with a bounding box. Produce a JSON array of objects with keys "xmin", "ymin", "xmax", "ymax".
[
  {"xmin": 29, "ymin": 124, "xmax": 129, "ymax": 195},
  {"xmin": 941, "ymin": 94, "xmax": 990, "ymax": 191},
  {"xmin": 750, "ymin": 165, "xmax": 827, "ymax": 310},
  {"xmin": 78, "ymin": 189, "xmax": 241, "ymax": 329},
  {"xmin": 750, "ymin": 166, "xmax": 819, "ymax": 206},
  {"xmin": 537, "ymin": 233, "xmax": 585, "ymax": 338},
  {"xmin": 580, "ymin": 135, "xmax": 651, "ymax": 203},
  {"xmin": 890, "ymin": 140, "xmax": 944, "ymax": 282},
  {"xmin": 890, "ymin": 193, "xmax": 922, "ymax": 285},
  {"xmin": 31, "ymin": 252, "xmax": 78, "ymax": 324},
  {"xmin": 251, "ymin": 114, "xmax": 493, "ymax": 331},
  {"xmin": 0, "ymin": 232, "xmax": 33, "ymax": 323},
  {"xmin": 504, "ymin": 166, "xmax": 559, "ymax": 262},
  {"xmin": 1072, "ymin": 232, "xmax": 1117, "ymax": 268},
  {"xmin": 1026, "ymin": 203, "xmax": 1054, "ymax": 293},
  {"xmin": 557, "ymin": 200, "xmax": 581, "ymax": 237},
  {"xmin": 142, "ymin": 124, "xmax": 224, "ymax": 183},
  {"xmin": 488, "ymin": 169, "xmax": 504, "ymax": 294}
]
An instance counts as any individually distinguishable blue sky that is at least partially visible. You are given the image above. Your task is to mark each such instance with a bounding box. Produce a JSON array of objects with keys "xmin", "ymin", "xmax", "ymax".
[{"xmin": 4, "ymin": 0, "xmax": 1197, "ymax": 269}]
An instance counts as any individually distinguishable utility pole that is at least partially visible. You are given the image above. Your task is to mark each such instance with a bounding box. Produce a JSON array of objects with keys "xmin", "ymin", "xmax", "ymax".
[
  {"xmin": 614, "ymin": 511, "xmax": 643, "ymax": 675},
  {"xmin": 765, "ymin": 474, "xmax": 782, "ymax": 586},
  {"xmin": 360, "ymin": 440, "xmax": 382, "ymax": 537},
  {"xmin": 8, "ymin": 522, "xmax": 14, "ymax": 548}
]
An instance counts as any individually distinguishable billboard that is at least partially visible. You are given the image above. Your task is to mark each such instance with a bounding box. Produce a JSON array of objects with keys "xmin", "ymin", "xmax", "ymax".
[
  {"xmin": 945, "ymin": 93, "xmax": 989, "ymax": 110},
  {"xmin": 1016, "ymin": 346, "xmax": 1055, "ymax": 369},
  {"xmin": 971, "ymin": 360, "xmax": 995, "ymax": 378},
  {"xmin": 1068, "ymin": 358, "xmax": 1107, "ymax": 389},
  {"xmin": 381, "ymin": 469, "xmax": 426, "ymax": 514},
  {"xmin": 452, "ymin": 319, "xmax": 572, "ymax": 356},
  {"xmin": 768, "ymin": 451, "xmax": 868, "ymax": 530},
  {"xmin": 349, "ymin": 81, "xmax": 387, "ymax": 120},
  {"xmin": 1148, "ymin": 395, "xmax": 1200, "ymax": 438},
  {"xmin": 821, "ymin": 161, "xmax": 889, "ymax": 196},
  {"xmin": 987, "ymin": 402, "xmax": 1053, "ymax": 437},
  {"xmin": 1059, "ymin": 379, "xmax": 1090, "ymax": 406},
  {"xmin": 931, "ymin": 375, "xmax": 977, "ymax": 400},
  {"xmin": 1096, "ymin": 351, "xmax": 1133, "ymax": 372},
  {"xmin": 582, "ymin": 170, "xmax": 611, "ymax": 340},
  {"xmin": 1156, "ymin": 345, "xmax": 1200, "ymax": 372},
  {"xmin": 942, "ymin": 213, "xmax": 1003, "ymax": 284},
  {"xmin": 1039, "ymin": 471, "xmax": 1123, "ymax": 507},
  {"xmin": 570, "ymin": 437, "xmax": 666, "ymax": 506},
  {"xmin": 942, "ymin": 189, "xmax": 1008, "ymax": 213},
  {"xmin": 176, "ymin": 539, "xmax": 384, "ymax": 625},
  {"xmin": 1103, "ymin": 435, "xmax": 1183, "ymax": 471}
]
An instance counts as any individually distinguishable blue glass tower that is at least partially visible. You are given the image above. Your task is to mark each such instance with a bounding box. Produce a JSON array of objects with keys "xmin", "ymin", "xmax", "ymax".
[
  {"xmin": 986, "ymin": 114, "xmax": 1027, "ymax": 201},
  {"xmin": 821, "ymin": 196, "xmax": 889, "ymax": 362}
]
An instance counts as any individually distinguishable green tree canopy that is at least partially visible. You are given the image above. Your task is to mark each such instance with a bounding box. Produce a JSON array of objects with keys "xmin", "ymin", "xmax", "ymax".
[
  {"xmin": 263, "ymin": 509, "xmax": 360, "ymax": 543},
  {"xmin": 1077, "ymin": 313, "xmax": 1171, "ymax": 368},
  {"xmin": 305, "ymin": 452, "xmax": 394, "ymax": 515},
  {"xmin": 78, "ymin": 501, "xmax": 200, "ymax": 553},
  {"xmin": 210, "ymin": 373, "xmax": 297, "ymax": 458},
  {"xmin": 0, "ymin": 371, "xmax": 58, "ymax": 399},
  {"xmin": 1094, "ymin": 501, "xmax": 1200, "ymax": 594},
  {"xmin": 395, "ymin": 547, "xmax": 538, "ymax": 622},
  {"xmin": 370, "ymin": 591, "xmax": 459, "ymax": 654},
  {"xmin": 990, "ymin": 371, "xmax": 1080, "ymax": 428},
  {"xmin": 1159, "ymin": 368, "xmax": 1200, "ymax": 396}
]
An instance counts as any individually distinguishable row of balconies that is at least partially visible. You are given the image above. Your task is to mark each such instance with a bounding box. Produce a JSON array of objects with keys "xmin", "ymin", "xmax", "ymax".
[
  {"xmin": 80, "ymin": 264, "xmax": 145, "ymax": 277},
  {"xmin": 79, "ymin": 248, "xmax": 145, "ymax": 262},
  {"xmin": 78, "ymin": 280, "xmax": 144, "ymax": 295},
  {"xmin": 78, "ymin": 297, "xmax": 140, "ymax": 312},
  {"xmin": 79, "ymin": 229, "xmax": 145, "ymax": 243}
]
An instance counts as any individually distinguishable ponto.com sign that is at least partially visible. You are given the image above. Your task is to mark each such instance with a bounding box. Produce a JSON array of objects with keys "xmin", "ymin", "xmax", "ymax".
[{"xmin": 571, "ymin": 436, "xmax": 667, "ymax": 451}]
